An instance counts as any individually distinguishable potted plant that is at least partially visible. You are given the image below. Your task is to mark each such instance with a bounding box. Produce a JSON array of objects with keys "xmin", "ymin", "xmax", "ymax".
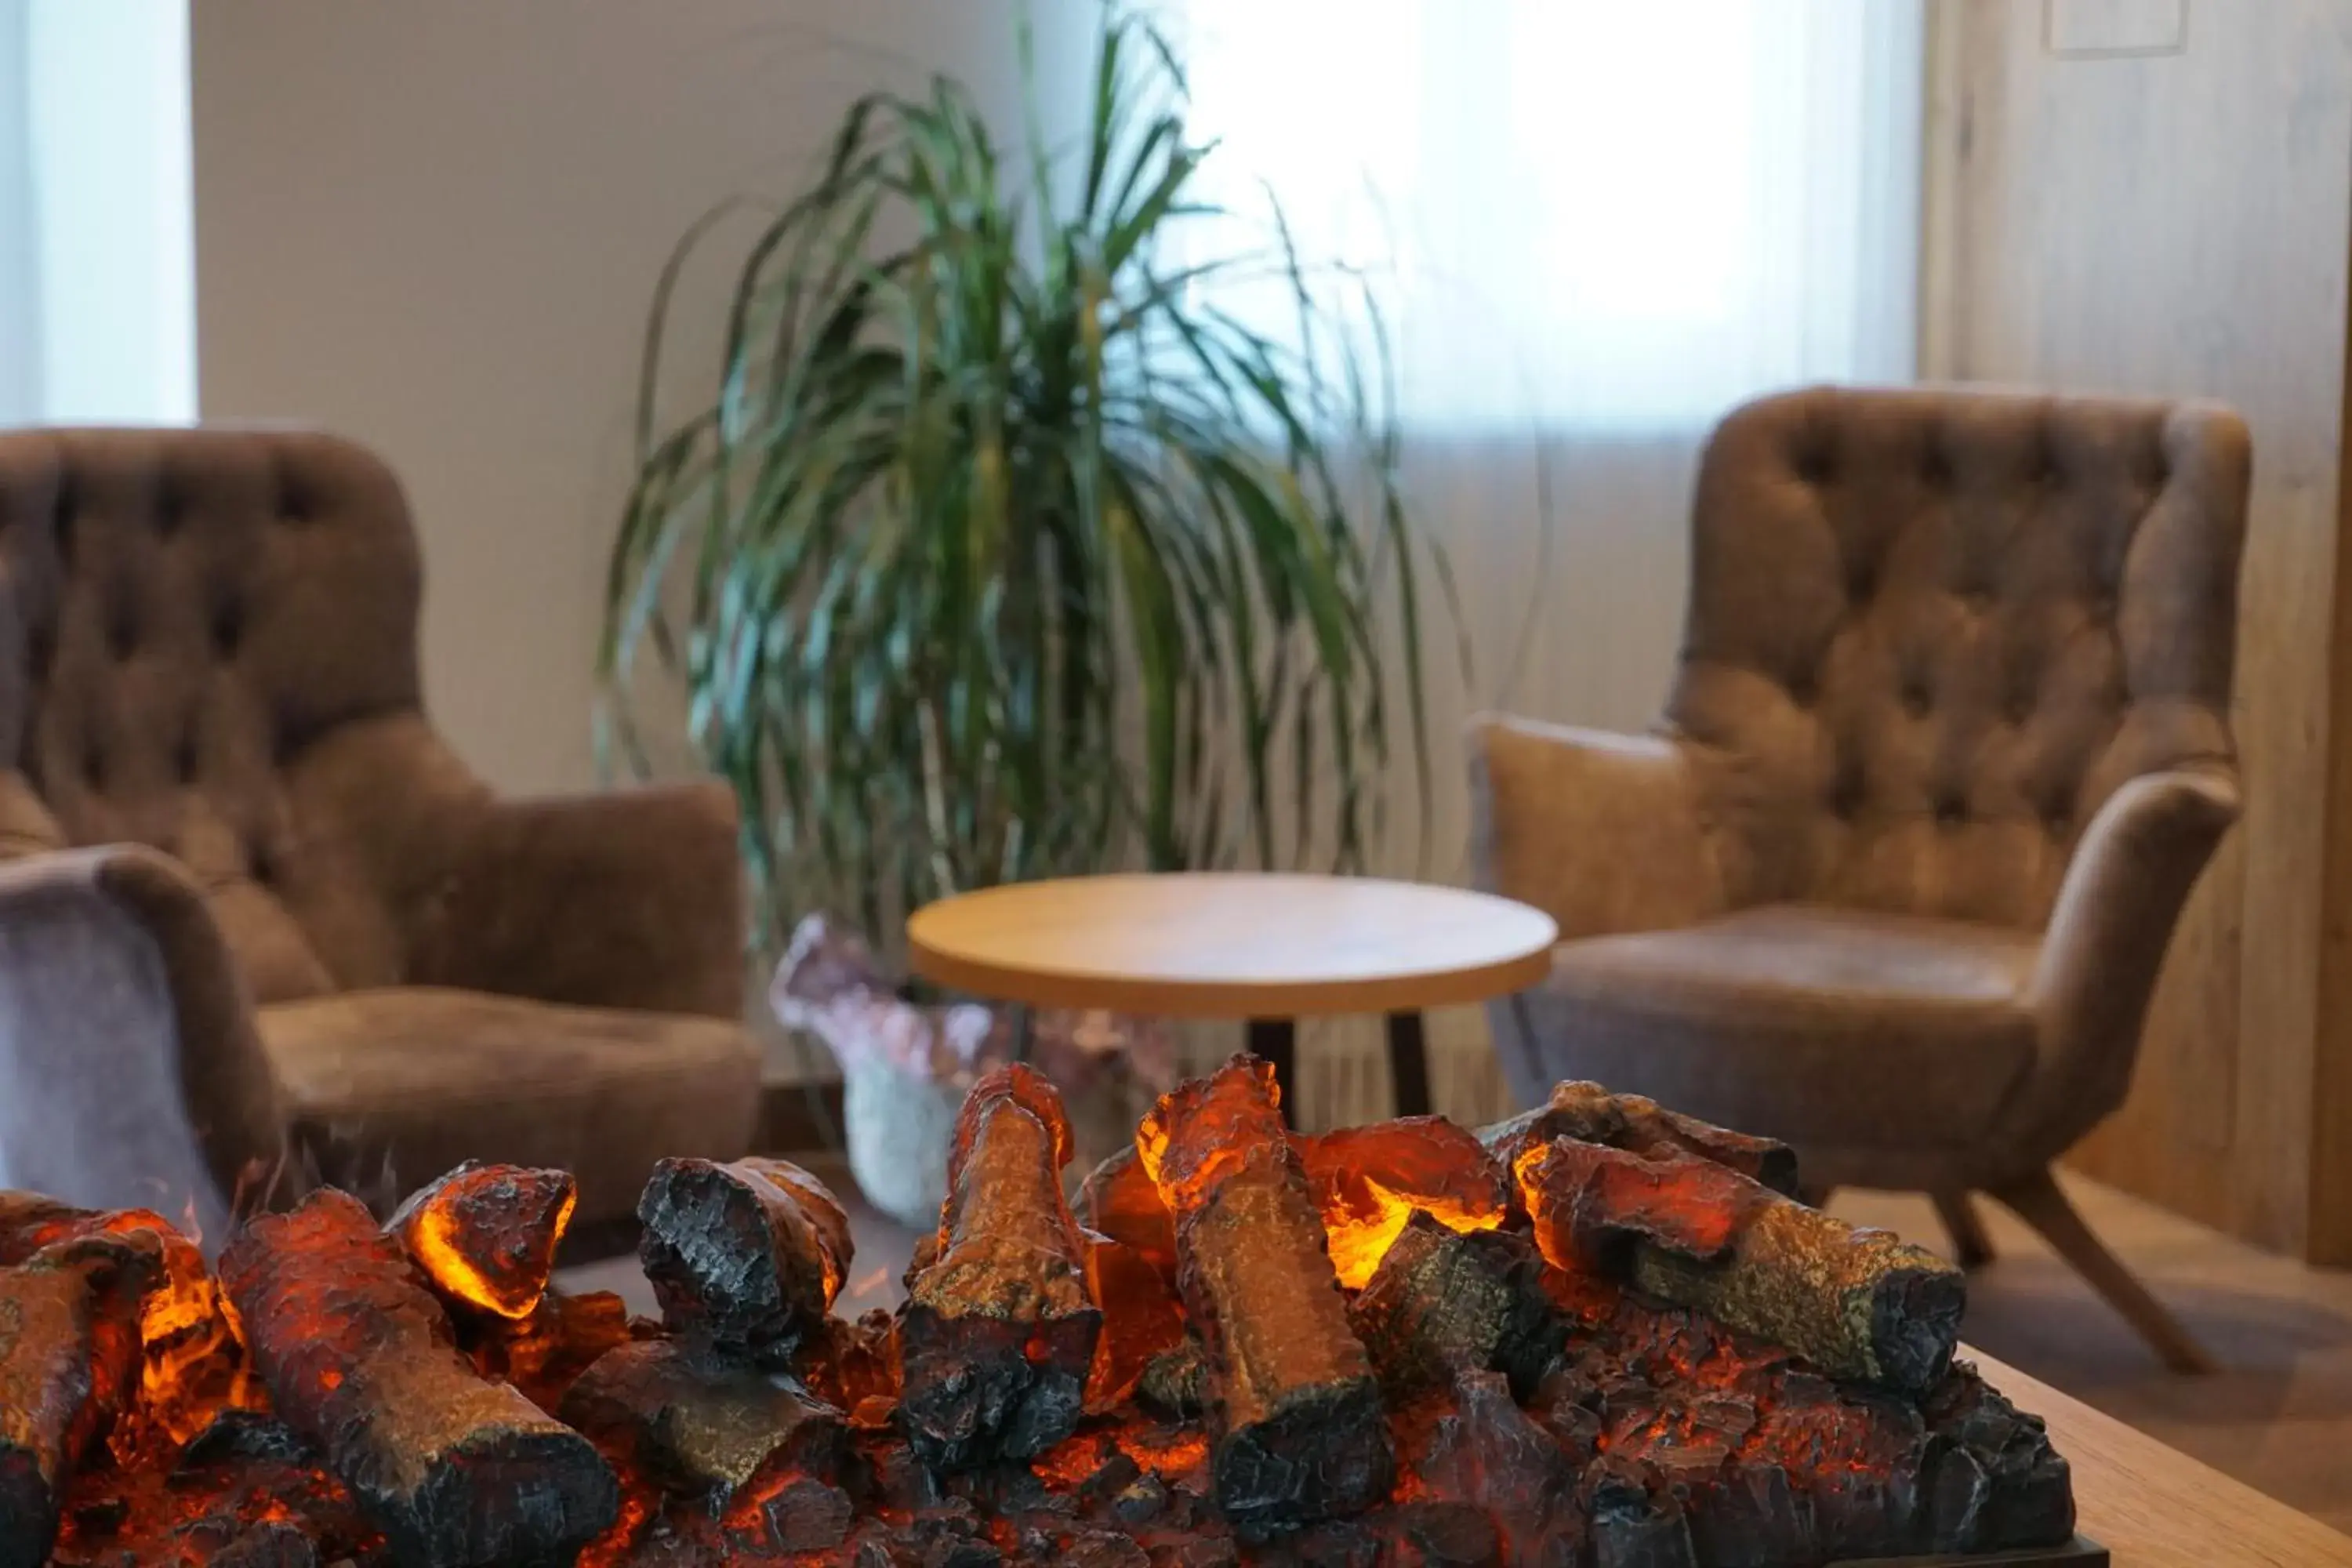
[{"xmin": 601, "ymin": 5, "xmax": 1445, "ymax": 1214}]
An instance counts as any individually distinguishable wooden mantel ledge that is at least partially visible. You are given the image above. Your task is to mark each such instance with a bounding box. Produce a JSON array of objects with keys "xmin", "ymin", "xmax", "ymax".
[{"xmin": 1966, "ymin": 1347, "xmax": 2352, "ymax": 1566}]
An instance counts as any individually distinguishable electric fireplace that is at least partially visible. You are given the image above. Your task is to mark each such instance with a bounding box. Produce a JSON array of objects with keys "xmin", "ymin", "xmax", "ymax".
[{"xmin": 0, "ymin": 1056, "xmax": 2096, "ymax": 1566}]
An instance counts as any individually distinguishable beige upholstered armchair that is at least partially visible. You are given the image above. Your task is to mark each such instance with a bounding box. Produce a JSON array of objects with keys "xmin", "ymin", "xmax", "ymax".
[
  {"xmin": 0, "ymin": 429, "xmax": 762, "ymax": 1243},
  {"xmin": 1472, "ymin": 386, "xmax": 2249, "ymax": 1372}
]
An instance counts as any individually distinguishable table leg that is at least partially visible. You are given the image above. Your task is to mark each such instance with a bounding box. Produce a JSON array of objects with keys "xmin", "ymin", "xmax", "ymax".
[
  {"xmin": 1247, "ymin": 1017, "xmax": 1299, "ymax": 1126},
  {"xmin": 1386, "ymin": 1010, "xmax": 1432, "ymax": 1117}
]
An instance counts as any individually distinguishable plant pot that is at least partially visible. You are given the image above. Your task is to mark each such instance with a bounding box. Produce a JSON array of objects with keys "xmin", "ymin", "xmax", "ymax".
[{"xmin": 840, "ymin": 1058, "xmax": 965, "ymax": 1231}]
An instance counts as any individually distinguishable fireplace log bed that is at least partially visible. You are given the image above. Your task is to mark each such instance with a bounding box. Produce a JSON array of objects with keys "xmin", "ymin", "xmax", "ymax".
[{"xmin": 1, "ymin": 1058, "xmax": 2092, "ymax": 1567}]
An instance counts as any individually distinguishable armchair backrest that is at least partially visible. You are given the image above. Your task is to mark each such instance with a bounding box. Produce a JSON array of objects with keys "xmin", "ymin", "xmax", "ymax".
[
  {"xmin": 1666, "ymin": 385, "xmax": 2249, "ymax": 928},
  {"xmin": 0, "ymin": 428, "xmax": 428, "ymax": 999}
]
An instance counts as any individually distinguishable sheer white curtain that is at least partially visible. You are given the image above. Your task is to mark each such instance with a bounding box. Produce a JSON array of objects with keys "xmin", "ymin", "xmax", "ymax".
[
  {"xmin": 0, "ymin": 0, "xmax": 196, "ymax": 428},
  {"xmin": 1171, "ymin": 1, "xmax": 1926, "ymax": 1123}
]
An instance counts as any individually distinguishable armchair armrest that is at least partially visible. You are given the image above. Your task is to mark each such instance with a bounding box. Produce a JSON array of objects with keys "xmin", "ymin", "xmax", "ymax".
[
  {"xmin": 2019, "ymin": 768, "xmax": 2241, "ymax": 1149},
  {"xmin": 1467, "ymin": 713, "xmax": 1728, "ymax": 942},
  {"xmin": 409, "ymin": 781, "xmax": 748, "ymax": 1018},
  {"xmin": 0, "ymin": 846, "xmax": 286, "ymax": 1240}
]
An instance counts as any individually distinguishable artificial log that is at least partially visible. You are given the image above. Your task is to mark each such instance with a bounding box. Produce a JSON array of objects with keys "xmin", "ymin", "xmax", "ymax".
[
  {"xmin": 1348, "ymin": 1210, "xmax": 1563, "ymax": 1399},
  {"xmin": 390, "ymin": 1162, "xmax": 578, "ymax": 1322},
  {"xmin": 1300, "ymin": 1117, "xmax": 1513, "ymax": 1292},
  {"xmin": 1519, "ymin": 1138, "xmax": 1965, "ymax": 1393},
  {"xmin": 1138, "ymin": 1054, "xmax": 1393, "ymax": 1537},
  {"xmin": 217, "ymin": 1188, "xmax": 619, "ymax": 1568},
  {"xmin": 1483, "ymin": 1080, "xmax": 1800, "ymax": 1196},
  {"xmin": 637, "ymin": 1156, "xmax": 851, "ymax": 1366},
  {"xmin": 0, "ymin": 1233, "xmax": 160, "ymax": 1568},
  {"xmin": 899, "ymin": 1063, "xmax": 1101, "ymax": 1470},
  {"xmin": 559, "ymin": 1338, "xmax": 848, "ymax": 1503}
]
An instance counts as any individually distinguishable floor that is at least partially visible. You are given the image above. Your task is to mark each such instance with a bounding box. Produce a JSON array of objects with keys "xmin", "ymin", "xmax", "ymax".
[{"xmin": 561, "ymin": 1160, "xmax": 2352, "ymax": 1540}]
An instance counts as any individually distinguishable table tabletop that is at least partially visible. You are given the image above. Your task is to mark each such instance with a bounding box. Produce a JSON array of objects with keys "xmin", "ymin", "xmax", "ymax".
[
  {"xmin": 906, "ymin": 872, "xmax": 1559, "ymax": 1018},
  {"xmin": 1964, "ymin": 1347, "xmax": 2352, "ymax": 1566}
]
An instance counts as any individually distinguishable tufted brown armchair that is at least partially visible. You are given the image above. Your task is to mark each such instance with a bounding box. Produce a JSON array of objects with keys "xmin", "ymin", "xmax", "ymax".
[
  {"xmin": 1472, "ymin": 386, "xmax": 2249, "ymax": 1373},
  {"xmin": 0, "ymin": 428, "xmax": 763, "ymax": 1243}
]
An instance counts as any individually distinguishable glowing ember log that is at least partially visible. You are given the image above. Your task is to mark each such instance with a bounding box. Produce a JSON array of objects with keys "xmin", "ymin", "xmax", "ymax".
[
  {"xmin": 1084, "ymin": 1233, "xmax": 1187, "ymax": 1410},
  {"xmin": 797, "ymin": 1308, "xmax": 900, "ymax": 1428},
  {"xmin": 899, "ymin": 1063, "xmax": 1101, "ymax": 1470},
  {"xmin": 0, "ymin": 1196, "xmax": 261, "ymax": 1463},
  {"xmin": 1078, "ymin": 1145, "xmax": 1178, "ymax": 1282},
  {"xmin": 1138, "ymin": 1054, "xmax": 1393, "ymax": 1537},
  {"xmin": 390, "ymin": 1162, "xmax": 578, "ymax": 1322},
  {"xmin": 1518, "ymin": 1139, "xmax": 1965, "ymax": 1393},
  {"xmin": 0, "ymin": 1233, "xmax": 160, "ymax": 1568},
  {"xmin": 1348, "ymin": 1210, "xmax": 1563, "ymax": 1399},
  {"xmin": 636, "ymin": 1156, "xmax": 851, "ymax": 1365},
  {"xmin": 1515, "ymin": 1137, "xmax": 1764, "ymax": 1270},
  {"xmin": 218, "ymin": 1188, "xmax": 619, "ymax": 1568},
  {"xmin": 1301, "ymin": 1117, "xmax": 1513, "ymax": 1290},
  {"xmin": 1483, "ymin": 1080, "xmax": 1799, "ymax": 1196},
  {"xmin": 560, "ymin": 1338, "xmax": 848, "ymax": 1503},
  {"xmin": 468, "ymin": 1289, "xmax": 637, "ymax": 1416}
]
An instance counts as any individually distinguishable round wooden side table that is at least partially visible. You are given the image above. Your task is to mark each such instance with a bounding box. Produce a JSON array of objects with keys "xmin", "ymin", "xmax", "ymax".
[{"xmin": 906, "ymin": 873, "xmax": 1559, "ymax": 1121}]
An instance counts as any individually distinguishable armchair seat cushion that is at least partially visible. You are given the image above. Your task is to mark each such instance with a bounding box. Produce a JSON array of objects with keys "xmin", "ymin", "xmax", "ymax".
[
  {"xmin": 1519, "ymin": 904, "xmax": 2041, "ymax": 1158},
  {"xmin": 260, "ymin": 986, "xmax": 763, "ymax": 1223}
]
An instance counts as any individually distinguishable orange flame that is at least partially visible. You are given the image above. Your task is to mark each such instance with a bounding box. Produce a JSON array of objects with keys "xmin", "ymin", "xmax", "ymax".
[{"xmin": 1319, "ymin": 1175, "xmax": 1507, "ymax": 1290}]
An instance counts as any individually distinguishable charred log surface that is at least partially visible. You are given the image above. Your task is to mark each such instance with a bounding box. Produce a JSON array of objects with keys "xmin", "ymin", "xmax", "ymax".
[
  {"xmin": 1139, "ymin": 1055, "xmax": 1393, "ymax": 1537},
  {"xmin": 560, "ymin": 1338, "xmax": 847, "ymax": 1504},
  {"xmin": 53, "ymin": 1412, "xmax": 387, "ymax": 1568},
  {"xmin": 0, "ymin": 1234, "xmax": 159, "ymax": 1568},
  {"xmin": 1138, "ymin": 1337, "xmax": 1210, "ymax": 1421},
  {"xmin": 902, "ymin": 1064, "xmax": 1102, "ymax": 1472},
  {"xmin": 1080, "ymin": 1146, "xmax": 1178, "ymax": 1283},
  {"xmin": 637, "ymin": 1156, "xmax": 851, "ymax": 1367},
  {"xmin": 219, "ymin": 1188, "xmax": 619, "ymax": 1568},
  {"xmin": 1410, "ymin": 1369, "xmax": 1586, "ymax": 1563},
  {"xmin": 390, "ymin": 1163, "xmax": 579, "ymax": 1323},
  {"xmin": 1483, "ymin": 1081, "xmax": 1800, "ymax": 1197},
  {"xmin": 1299, "ymin": 1118, "xmax": 1512, "ymax": 1292},
  {"xmin": 1541, "ymin": 1272, "xmax": 2076, "ymax": 1563},
  {"xmin": 1520, "ymin": 1138, "xmax": 1964, "ymax": 1393},
  {"xmin": 1349, "ymin": 1211, "xmax": 1563, "ymax": 1400}
]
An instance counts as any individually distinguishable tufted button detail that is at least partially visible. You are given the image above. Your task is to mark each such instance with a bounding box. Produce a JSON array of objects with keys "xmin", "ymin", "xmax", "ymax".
[
  {"xmin": 212, "ymin": 599, "xmax": 245, "ymax": 656},
  {"xmin": 156, "ymin": 480, "xmax": 188, "ymax": 535},
  {"xmin": 1921, "ymin": 442, "xmax": 1955, "ymax": 487},
  {"xmin": 1792, "ymin": 439, "xmax": 1835, "ymax": 486},
  {"xmin": 107, "ymin": 604, "xmax": 140, "ymax": 661},
  {"xmin": 2004, "ymin": 686, "xmax": 2035, "ymax": 725},
  {"xmin": 2039, "ymin": 792, "xmax": 2073, "ymax": 835},
  {"xmin": 1901, "ymin": 678, "xmax": 1931, "ymax": 717},
  {"xmin": 1933, "ymin": 793, "xmax": 1968, "ymax": 827},
  {"xmin": 1830, "ymin": 763, "xmax": 1866, "ymax": 821},
  {"xmin": 173, "ymin": 731, "xmax": 199, "ymax": 783},
  {"xmin": 84, "ymin": 740, "xmax": 107, "ymax": 791},
  {"xmin": 252, "ymin": 843, "xmax": 278, "ymax": 885},
  {"xmin": 1788, "ymin": 668, "xmax": 1820, "ymax": 707},
  {"xmin": 27, "ymin": 626, "xmax": 54, "ymax": 680}
]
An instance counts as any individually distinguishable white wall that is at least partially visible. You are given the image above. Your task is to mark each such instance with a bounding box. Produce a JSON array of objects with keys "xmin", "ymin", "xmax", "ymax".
[{"xmin": 191, "ymin": 0, "xmax": 1090, "ymax": 793}]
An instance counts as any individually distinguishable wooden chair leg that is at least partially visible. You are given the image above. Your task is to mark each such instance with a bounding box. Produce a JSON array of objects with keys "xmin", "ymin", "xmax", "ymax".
[
  {"xmin": 1987, "ymin": 1167, "xmax": 2216, "ymax": 1374},
  {"xmin": 1932, "ymin": 1189, "xmax": 1995, "ymax": 1269}
]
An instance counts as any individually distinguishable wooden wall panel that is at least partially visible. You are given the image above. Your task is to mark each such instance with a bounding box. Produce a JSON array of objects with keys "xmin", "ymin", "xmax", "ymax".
[{"xmin": 1922, "ymin": 0, "xmax": 2352, "ymax": 1258}]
